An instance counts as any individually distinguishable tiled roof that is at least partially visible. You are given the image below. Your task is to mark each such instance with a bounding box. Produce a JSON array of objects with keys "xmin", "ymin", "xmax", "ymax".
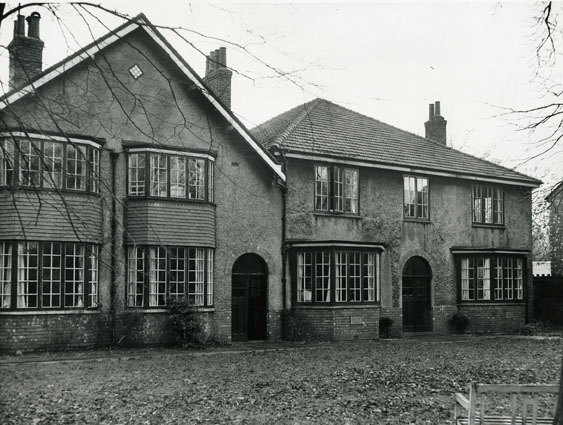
[{"xmin": 252, "ymin": 98, "xmax": 541, "ymax": 187}]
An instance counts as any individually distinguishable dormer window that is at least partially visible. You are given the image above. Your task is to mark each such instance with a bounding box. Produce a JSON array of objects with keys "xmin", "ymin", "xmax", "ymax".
[
  {"xmin": 127, "ymin": 148, "xmax": 214, "ymax": 202},
  {"xmin": 315, "ymin": 164, "xmax": 358, "ymax": 214}
]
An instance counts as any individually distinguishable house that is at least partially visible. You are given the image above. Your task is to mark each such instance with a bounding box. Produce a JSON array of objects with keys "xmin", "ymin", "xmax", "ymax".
[
  {"xmin": 547, "ymin": 180, "xmax": 563, "ymax": 276},
  {"xmin": 0, "ymin": 13, "xmax": 286, "ymax": 352},
  {"xmin": 253, "ymin": 98, "xmax": 542, "ymax": 338}
]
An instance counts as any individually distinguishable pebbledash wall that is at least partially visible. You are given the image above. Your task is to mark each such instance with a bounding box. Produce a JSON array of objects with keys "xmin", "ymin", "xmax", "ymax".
[
  {"xmin": 281, "ymin": 158, "xmax": 534, "ymax": 339},
  {"xmin": 0, "ymin": 25, "xmax": 283, "ymax": 353}
]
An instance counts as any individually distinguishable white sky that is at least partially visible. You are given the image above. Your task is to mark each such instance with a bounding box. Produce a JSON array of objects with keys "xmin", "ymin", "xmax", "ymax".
[{"xmin": 1, "ymin": 1, "xmax": 562, "ymax": 192}]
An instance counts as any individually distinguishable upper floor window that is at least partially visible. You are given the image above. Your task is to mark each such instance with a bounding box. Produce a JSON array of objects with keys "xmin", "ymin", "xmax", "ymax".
[
  {"xmin": 459, "ymin": 255, "xmax": 523, "ymax": 302},
  {"xmin": 294, "ymin": 248, "xmax": 380, "ymax": 305},
  {"xmin": 0, "ymin": 134, "xmax": 101, "ymax": 193},
  {"xmin": 0, "ymin": 241, "xmax": 98, "ymax": 310},
  {"xmin": 404, "ymin": 176, "xmax": 429, "ymax": 219},
  {"xmin": 315, "ymin": 165, "xmax": 358, "ymax": 214},
  {"xmin": 127, "ymin": 150, "xmax": 214, "ymax": 202},
  {"xmin": 472, "ymin": 184, "xmax": 503, "ymax": 225}
]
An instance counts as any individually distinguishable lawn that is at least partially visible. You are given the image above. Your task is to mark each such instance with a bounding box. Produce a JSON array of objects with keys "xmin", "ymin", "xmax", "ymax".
[{"xmin": 1, "ymin": 337, "xmax": 561, "ymax": 424}]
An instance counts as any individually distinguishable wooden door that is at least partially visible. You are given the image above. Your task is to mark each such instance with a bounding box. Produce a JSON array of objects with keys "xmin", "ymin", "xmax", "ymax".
[{"xmin": 402, "ymin": 257, "xmax": 432, "ymax": 332}]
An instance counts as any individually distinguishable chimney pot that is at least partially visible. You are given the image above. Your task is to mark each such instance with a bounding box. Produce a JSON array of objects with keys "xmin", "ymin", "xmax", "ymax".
[
  {"xmin": 219, "ymin": 47, "xmax": 227, "ymax": 67},
  {"xmin": 15, "ymin": 14, "xmax": 26, "ymax": 37},
  {"xmin": 424, "ymin": 101, "xmax": 447, "ymax": 145},
  {"xmin": 428, "ymin": 103, "xmax": 434, "ymax": 120},
  {"xmin": 26, "ymin": 12, "xmax": 41, "ymax": 39},
  {"xmin": 434, "ymin": 101, "xmax": 441, "ymax": 117}
]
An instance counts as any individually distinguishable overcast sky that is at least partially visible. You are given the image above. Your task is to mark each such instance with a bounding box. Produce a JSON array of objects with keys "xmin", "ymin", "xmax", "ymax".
[{"xmin": 1, "ymin": 1, "xmax": 561, "ymax": 191}]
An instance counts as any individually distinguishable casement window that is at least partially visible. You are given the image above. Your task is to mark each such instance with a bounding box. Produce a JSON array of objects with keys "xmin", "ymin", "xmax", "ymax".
[
  {"xmin": 126, "ymin": 245, "xmax": 214, "ymax": 308},
  {"xmin": 459, "ymin": 255, "xmax": 524, "ymax": 302},
  {"xmin": 315, "ymin": 165, "xmax": 359, "ymax": 214},
  {"xmin": 127, "ymin": 150, "xmax": 214, "ymax": 202},
  {"xmin": 0, "ymin": 241, "xmax": 98, "ymax": 310},
  {"xmin": 472, "ymin": 184, "xmax": 503, "ymax": 225},
  {"xmin": 404, "ymin": 176, "xmax": 429, "ymax": 219},
  {"xmin": 0, "ymin": 135, "xmax": 101, "ymax": 193},
  {"xmin": 295, "ymin": 248, "xmax": 380, "ymax": 304}
]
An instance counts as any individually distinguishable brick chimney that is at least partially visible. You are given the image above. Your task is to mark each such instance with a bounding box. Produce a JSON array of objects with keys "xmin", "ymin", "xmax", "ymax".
[
  {"xmin": 203, "ymin": 47, "xmax": 232, "ymax": 109},
  {"xmin": 424, "ymin": 101, "xmax": 447, "ymax": 145},
  {"xmin": 8, "ymin": 12, "xmax": 45, "ymax": 89}
]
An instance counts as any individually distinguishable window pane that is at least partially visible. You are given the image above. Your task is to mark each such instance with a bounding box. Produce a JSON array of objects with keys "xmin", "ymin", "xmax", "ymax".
[
  {"xmin": 19, "ymin": 140, "xmax": 41, "ymax": 187},
  {"xmin": 66, "ymin": 145, "xmax": 87, "ymax": 190},
  {"xmin": 89, "ymin": 246, "xmax": 99, "ymax": 307},
  {"xmin": 150, "ymin": 154, "xmax": 168, "ymax": 197},
  {"xmin": 43, "ymin": 142, "xmax": 64, "ymax": 189},
  {"xmin": 515, "ymin": 258, "xmax": 523, "ymax": 300},
  {"xmin": 188, "ymin": 158, "xmax": 205, "ymax": 200},
  {"xmin": 484, "ymin": 186, "xmax": 493, "ymax": 224},
  {"xmin": 17, "ymin": 242, "xmax": 38, "ymax": 308},
  {"xmin": 315, "ymin": 251, "xmax": 330, "ymax": 302},
  {"xmin": 42, "ymin": 243, "xmax": 62, "ymax": 308},
  {"xmin": 188, "ymin": 248, "xmax": 205, "ymax": 306},
  {"xmin": 404, "ymin": 177, "xmax": 416, "ymax": 218},
  {"xmin": 473, "ymin": 185, "xmax": 482, "ymax": 223},
  {"xmin": 344, "ymin": 169, "xmax": 358, "ymax": 214},
  {"xmin": 315, "ymin": 166, "xmax": 329, "ymax": 211},
  {"xmin": 89, "ymin": 148, "xmax": 100, "ymax": 193},
  {"xmin": 128, "ymin": 153, "xmax": 145, "ymax": 196},
  {"xmin": 363, "ymin": 252, "xmax": 376, "ymax": 302},
  {"xmin": 207, "ymin": 249, "xmax": 214, "ymax": 306},
  {"xmin": 169, "ymin": 247, "xmax": 186, "ymax": 301},
  {"xmin": 208, "ymin": 161, "xmax": 214, "ymax": 203},
  {"xmin": 504, "ymin": 258, "xmax": 514, "ymax": 300},
  {"xmin": 335, "ymin": 252, "xmax": 347, "ymax": 302},
  {"xmin": 65, "ymin": 244, "xmax": 84, "ymax": 307},
  {"xmin": 333, "ymin": 167, "xmax": 343, "ymax": 212},
  {"xmin": 495, "ymin": 258, "xmax": 503, "ymax": 300},
  {"xmin": 127, "ymin": 246, "xmax": 145, "ymax": 307},
  {"xmin": 170, "ymin": 156, "xmax": 186, "ymax": 198},
  {"xmin": 0, "ymin": 139, "xmax": 15, "ymax": 186},
  {"xmin": 416, "ymin": 177, "xmax": 428, "ymax": 219},
  {"xmin": 149, "ymin": 247, "xmax": 167, "ymax": 306},
  {"xmin": 297, "ymin": 252, "xmax": 312, "ymax": 303},
  {"xmin": 0, "ymin": 242, "xmax": 12, "ymax": 308},
  {"xmin": 461, "ymin": 257, "xmax": 475, "ymax": 300},
  {"xmin": 349, "ymin": 252, "xmax": 361, "ymax": 302},
  {"xmin": 494, "ymin": 188, "xmax": 503, "ymax": 224}
]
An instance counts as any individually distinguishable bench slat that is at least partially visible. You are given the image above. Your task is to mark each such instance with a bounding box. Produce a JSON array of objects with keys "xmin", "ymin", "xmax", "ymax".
[
  {"xmin": 457, "ymin": 417, "xmax": 553, "ymax": 425},
  {"xmin": 476, "ymin": 384, "xmax": 559, "ymax": 394}
]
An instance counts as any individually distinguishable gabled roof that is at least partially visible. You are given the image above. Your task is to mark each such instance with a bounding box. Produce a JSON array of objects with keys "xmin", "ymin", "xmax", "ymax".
[
  {"xmin": 252, "ymin": 98, "xmax": 540, "ymax": 187},
  {"xmin": 0, "ymin": 14, "xmax": 285, "ymax": 181}
]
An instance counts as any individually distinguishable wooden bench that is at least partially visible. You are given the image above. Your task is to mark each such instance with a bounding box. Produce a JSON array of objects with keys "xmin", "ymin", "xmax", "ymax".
[{"xmin": 454, "ymin": 382, "xmax": 559, "ymax": 425}]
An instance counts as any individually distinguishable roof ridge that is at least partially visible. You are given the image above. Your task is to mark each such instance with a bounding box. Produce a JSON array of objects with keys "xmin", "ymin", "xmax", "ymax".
[{"xmin": 311, "ymin": 99, "xmax": 541, "ymax": 185}]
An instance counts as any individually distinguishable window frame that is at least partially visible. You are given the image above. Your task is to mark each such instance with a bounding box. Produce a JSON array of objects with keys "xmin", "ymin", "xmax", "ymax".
[
  {"xmin": 456, "ymin": 254, "xmax": 525, "ymax": 303},
  {"xmin": 0, "ymin": 135, "xmax": 101, "ymax": 194},
  {"xmin": 127, "ymin": 149, "xmax": 215, "ymax": 203},
  {"xmin": 126, "ymin": 245, "xmax": 214, "ymax": 309},
  {"xmin": 314, "ymin": 164, "xmax": 360, "ymax": 215},
  {"xmin": 472, "ymin": 184, "xmax": 504, "ymax": 226},
  {"xmin": 292, "ymin": 246, "xmax": 381, "ymax": 306},
  {"xmin": 0, "ymin": 240, "xmax": 99, "ymax": 311},
  {"xmin": 403, "ymin": 175, "xmax": 430, "ymax": 221}
]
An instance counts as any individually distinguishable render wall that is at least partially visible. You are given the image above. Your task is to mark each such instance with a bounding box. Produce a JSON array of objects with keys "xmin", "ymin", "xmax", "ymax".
[
  {"xmin": 285, "ymin": 158, "xmax": 533, "ymax": 337},
  {"xmin": 0, "ymin": 28, "xmax": 283, "ymax": 352}
]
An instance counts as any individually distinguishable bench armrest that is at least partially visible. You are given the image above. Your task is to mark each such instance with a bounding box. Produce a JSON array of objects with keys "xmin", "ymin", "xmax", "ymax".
[{"xmin": 455, "ymin": 393, "xmax": 470, "ymax": 411}]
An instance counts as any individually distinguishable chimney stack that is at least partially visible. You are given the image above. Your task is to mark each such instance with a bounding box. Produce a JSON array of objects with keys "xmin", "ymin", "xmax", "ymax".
[
  {"xmin": 203, "ymin": 47, "xmax": 232, "ymax": 109},
  {"xmin": 8, "ymin": 12, "xmax": 45, "ymax": 89},
  {"xmin": 424, "ymin": 101, "xmax": 447, "ymax": 145}
]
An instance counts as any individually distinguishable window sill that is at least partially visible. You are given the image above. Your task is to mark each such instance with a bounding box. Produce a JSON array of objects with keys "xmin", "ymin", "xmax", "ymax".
[
  {"xmin": 293, "ymin": 304, "xmax": 379, "ymax": 310},
  {"xmin": 124, "ymin": 307, "xmax": 215, "ymax": 313},
  {"xmin": 126, "ymin": 197, "xmax": 215, "ymax": 206},
  {"xmin": 0, "ymin": 309, "xmax": 101, "ymax": 316},
  {"xmin": 313, "ymin": 211, "xmax": 361, "ymax": 219},
  {"xmin": 472, "ymin": 223, "xmax": 505, "ymax": 229},
  {"xmin": 403, "ymin": 218, "xmax": 431, "ymax": 224},
  {"xmin": 457, "ymin": 301, "xmax": 525, "ymax": 306}
]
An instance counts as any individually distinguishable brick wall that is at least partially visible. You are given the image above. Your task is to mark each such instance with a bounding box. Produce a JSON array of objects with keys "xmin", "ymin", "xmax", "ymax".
[
  {"xmin": 285, "ymin": 306, "xmax": 379, "ymax": 341},
  {"xmin": 458, "ymin": 304, "xmax": 526, "ymax": 334}
]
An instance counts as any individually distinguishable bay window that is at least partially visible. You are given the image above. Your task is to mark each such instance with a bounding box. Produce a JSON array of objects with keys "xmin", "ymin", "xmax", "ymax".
[
  {"xmin": 0, "ymin": 241, "xmax": 98, "ymax": 310},
  {"xmin": 294, "ymin": 247, "xmax": 380, "ymax": 305},
  {"xmin": 127, "ymin": 245, "xmax": 214, "ymax": 308}
]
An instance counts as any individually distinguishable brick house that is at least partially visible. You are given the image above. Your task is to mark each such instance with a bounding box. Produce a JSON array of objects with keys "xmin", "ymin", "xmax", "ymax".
[
  {"xmin": 0, "ymin": 13, "xmax": 286, "ymax": 352},
  {"xmin": 253, "ymin": 99, "xmax": 542, "ymax": 338},
  {"xmin": 547, "ymin": 180, "xmax": 563, "ymax": 276}
]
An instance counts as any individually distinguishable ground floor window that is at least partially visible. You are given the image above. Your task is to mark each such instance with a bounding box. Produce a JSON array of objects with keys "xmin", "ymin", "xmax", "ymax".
[
  {"xmin": 293, "ymin": 247, "xmax": 380, "ymax": 305},
  {"xmin": 0, "ymin": 241, "xmax": 98, "ymax": 310},
  {"xmin": 127, "ymin": 245, "xmax": 214, "ymax": 308},
  {"xmin": 458, "ymin": 255, "xmax": 524, "ymax": 302}
]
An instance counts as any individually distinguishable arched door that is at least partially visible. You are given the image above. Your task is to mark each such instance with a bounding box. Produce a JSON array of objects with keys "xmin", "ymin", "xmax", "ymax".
[
  {"xmin": 402, "ymin": 256, "xmax": 432, "ymax": 332},
  {"xmin": 232, "ymin": 253, "xmax": 268, "ymax": 341}
]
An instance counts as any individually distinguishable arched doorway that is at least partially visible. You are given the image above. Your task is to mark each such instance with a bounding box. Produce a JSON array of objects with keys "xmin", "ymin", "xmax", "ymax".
[
  {"xmin": 402, "ymin": 256, "xmax": 432, "ymax": 332},
  {"xmin": 231, "ymin": 253, "xmax": 268, "ymax": 341}
]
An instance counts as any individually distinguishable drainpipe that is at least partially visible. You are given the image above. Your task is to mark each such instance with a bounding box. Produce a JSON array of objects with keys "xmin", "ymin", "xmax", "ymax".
[
  {"xmin": 109, "ymin": 151, "xmax": 119, "ymax": 343},
  {"xmin": 273, "ymin": 147, "xmax": 288, "ymax": 340}
]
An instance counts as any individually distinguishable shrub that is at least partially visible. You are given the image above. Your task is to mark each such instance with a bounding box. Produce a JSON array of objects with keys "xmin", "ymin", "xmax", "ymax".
[
  {"xmin": 379, "ymin": 317, "xmax": 394, "ymax": 339},
  {"xmin": 449, "ymin": 313, "xmax": 470, "ymax": 334},
  {"xmin": 168, "ymin": 298, "xmax": 206, "ymax": 347}
]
